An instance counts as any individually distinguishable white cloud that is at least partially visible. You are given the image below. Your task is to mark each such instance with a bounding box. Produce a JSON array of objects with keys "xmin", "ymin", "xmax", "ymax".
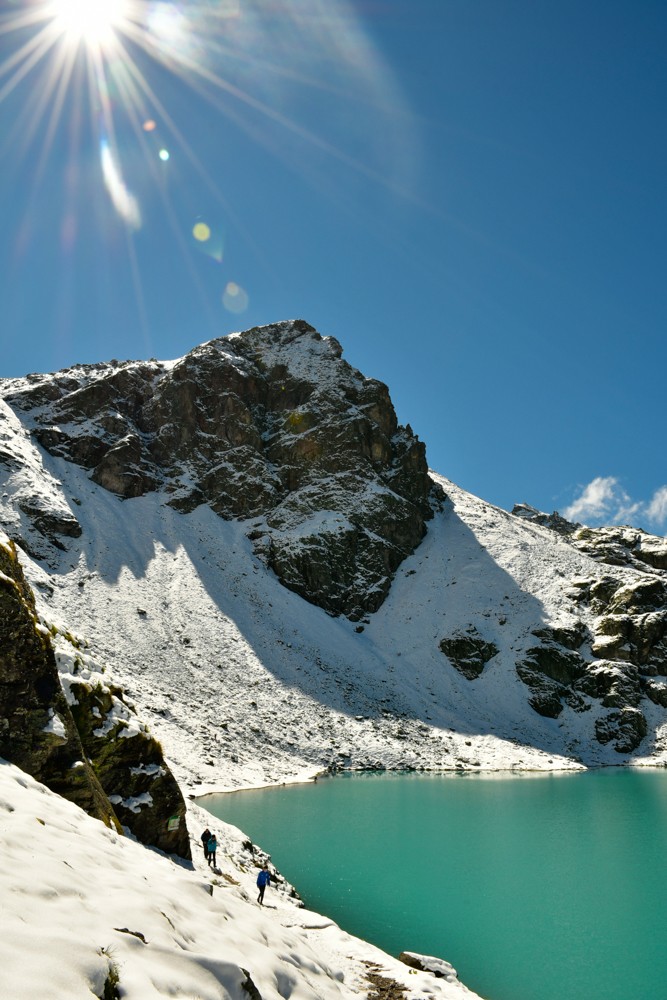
[
  {"xmin": 647, "ymin": 486, "xmax": 667, "ymax": 527},
  {"xmin": 564, "ymin": 477, "xmax": 667, "ymax": 533},
  {"xmin": 563, "ymin": 476, "xmax": 623, "ymax": 522}
]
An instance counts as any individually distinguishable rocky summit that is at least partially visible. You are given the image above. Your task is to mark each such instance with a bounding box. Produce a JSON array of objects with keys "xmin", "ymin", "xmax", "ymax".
[
  {"xmin": 4, "ymin": 320, "xmax": 441, "ymax": 620},
  {"xmin": 2, "ymin": 320, "xmax": 667, "ymax": 812}
]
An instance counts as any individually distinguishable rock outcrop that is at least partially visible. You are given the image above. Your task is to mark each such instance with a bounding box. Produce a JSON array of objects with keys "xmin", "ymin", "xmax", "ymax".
[
  {"xmin": 55, "ymin": 628, "xmax": 191, "ymax": 858},
  {"xmin": 511, "ymin": 506, "xmax": 667, "ymax": 752},
  {"xmin": 0, "ymin": 534, "xmax": 117, "ymax": 826},
  {"xmin": 4, "ymin": 321, "xmax": 443, "ymax": 619},
  {"xmin": 0, "ymin": 533, "xmax": 190, "ymax": 857},
  {"xmin": 439, "ymin": 627, "xmax": 499, "ymax": 679}
]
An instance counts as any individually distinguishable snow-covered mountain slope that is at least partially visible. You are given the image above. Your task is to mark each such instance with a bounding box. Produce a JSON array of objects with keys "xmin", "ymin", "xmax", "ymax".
[
  {"xmin": 41, "ymin": 470, "xmax": 667, "ymax": 786},
  {"xmin": 0, "ymin": 760, "xmax": 477, "ymax": 1000},
  {"xmin": 2, "ymin": 325, "xmax": 667, "ymax": 787}
]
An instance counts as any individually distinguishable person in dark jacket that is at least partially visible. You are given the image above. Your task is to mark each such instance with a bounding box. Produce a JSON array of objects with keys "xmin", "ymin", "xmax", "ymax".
[
  {"xmin": 257, "ymin": 864, "xmax": 271, "ymax": 904},
  {"xmin": 201, "ymin": 828, "xmax": 212, "ymax": 862}
]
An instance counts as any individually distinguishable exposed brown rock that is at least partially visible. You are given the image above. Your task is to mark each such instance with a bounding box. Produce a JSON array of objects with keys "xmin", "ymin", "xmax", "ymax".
[{"xmin": 6, "ymin": 321, "xmax": 443, "ymax": 619}]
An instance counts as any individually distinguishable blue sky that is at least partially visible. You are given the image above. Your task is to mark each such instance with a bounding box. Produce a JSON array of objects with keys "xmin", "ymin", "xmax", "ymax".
[{"xmin": 1, "ymin": 0, "xmax": 666, "ymax": 532}]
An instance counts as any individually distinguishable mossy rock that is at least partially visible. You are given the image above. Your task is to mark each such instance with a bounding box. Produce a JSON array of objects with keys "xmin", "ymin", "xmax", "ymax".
[
  {"xmin": 69, "ymin": 680, "xmax": 190, "ymax": 858},
  {"xmin": 0, "ymin": 539, "xmax": 120, "ymax": 830}
]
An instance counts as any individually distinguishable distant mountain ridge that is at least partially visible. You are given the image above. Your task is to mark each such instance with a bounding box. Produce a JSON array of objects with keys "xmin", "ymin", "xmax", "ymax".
[{"xmin": 2, "ymin": 320, "xmax": 667, "ymax": 806}]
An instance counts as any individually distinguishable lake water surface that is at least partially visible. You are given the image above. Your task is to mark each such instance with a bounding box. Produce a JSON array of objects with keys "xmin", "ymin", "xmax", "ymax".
[{"xmin": 201, "ymin": 769, "xmax": 667, "ymax": 1000}]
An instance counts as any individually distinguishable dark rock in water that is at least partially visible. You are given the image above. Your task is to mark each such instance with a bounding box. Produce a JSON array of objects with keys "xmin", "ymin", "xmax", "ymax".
[
  {"xmin": 439, "ymin": 627, "xmax": 498, "ymax": 679},
  {"xmin": 5, "ymin": 321, "xmax": 442, "ymax": 619}
]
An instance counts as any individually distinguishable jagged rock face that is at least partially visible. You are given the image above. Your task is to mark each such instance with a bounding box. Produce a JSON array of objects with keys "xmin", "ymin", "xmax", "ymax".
[
  {"xmin": 513, "ymin": 587, "xmax": 667, "ymax": 751},
  {"xmin": 67, "ymin": 679, "xmax": 190, "ymax": 857},
  {"xmin": 510, "ymin": 506, "xmax": 667, "ymax": 751},
  {"xmin": 512, "ymin": 504, "xmax": 667, "ymax": 576},
  {"xmin": 0, "ymin": 399, "xmax": 82, "ymax": 558},
  {"xmin": 4, "ymin": 321, "xmax": 442, "ymax": 618},
  {"xmin": 0, "ymin": 534, "xmax": 190, "ymax": 856},
  {"xmin": 511, "ymin": 503, "xmax": 579, "ymax": 537},
  {"xmin": 0, "ymin": 536, "xmax": 117, "ymax": 827}
]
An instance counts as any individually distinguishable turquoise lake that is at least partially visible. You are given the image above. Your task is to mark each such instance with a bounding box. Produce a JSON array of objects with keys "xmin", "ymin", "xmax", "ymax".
[{"xmin": 201, "ymin": 770, "xmax": 667, "ymax": 1000}]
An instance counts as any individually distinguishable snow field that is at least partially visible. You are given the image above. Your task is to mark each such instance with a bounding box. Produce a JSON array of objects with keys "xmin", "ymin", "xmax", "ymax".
[{"xmin": 0, "ymin": 762, "xmax": 480, "ymax": 999}]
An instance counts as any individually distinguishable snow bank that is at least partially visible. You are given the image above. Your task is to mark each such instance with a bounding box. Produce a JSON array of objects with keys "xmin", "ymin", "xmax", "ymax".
[{"xmin": 0, "ymin": 760, "xmax": 481, "ymax": 999}]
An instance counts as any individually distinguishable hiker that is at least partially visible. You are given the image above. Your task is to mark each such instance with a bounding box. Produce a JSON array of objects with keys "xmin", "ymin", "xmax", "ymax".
[
  {"xmin": 257, "ymin": 864, "xmax": 271, "ymax": 905},
  {"xmin": 201, "ymin": 828, "xmax": 211, "ymax": 862},
  {"xmin": 207, "ymin": 833, "xmax": 218, "ymax": 868}
]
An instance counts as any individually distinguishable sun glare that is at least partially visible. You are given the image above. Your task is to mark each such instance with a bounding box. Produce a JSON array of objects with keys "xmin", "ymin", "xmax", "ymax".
[
  {"xmin": 47, "ymin": 0, "xmax": 128, "ymax": 47},
  {"xmin": 0, "ymin": 0, "xmax": 412, "ymax": 328}
]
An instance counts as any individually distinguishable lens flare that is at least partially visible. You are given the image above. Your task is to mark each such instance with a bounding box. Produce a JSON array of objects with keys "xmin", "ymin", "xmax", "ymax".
[
  {"xmin": 100, "ymin": 138, "xmax": 141, "ymax": 229},
  {"xmin": 223, "ymin": 281, "xmax": 248, "ymax": 314},
  {"xmin": 192, "ymin": 219, "xmax": 224, "ymax": 262},
  {"xmin": 193, "ymin": 222, "xmax": 211, "ymax": 242}
]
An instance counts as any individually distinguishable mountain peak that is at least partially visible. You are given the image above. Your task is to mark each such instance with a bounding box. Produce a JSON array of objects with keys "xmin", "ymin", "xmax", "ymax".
[{"xmin": 3, "ymin": 323, "xmax": 442, "ymax": 619}]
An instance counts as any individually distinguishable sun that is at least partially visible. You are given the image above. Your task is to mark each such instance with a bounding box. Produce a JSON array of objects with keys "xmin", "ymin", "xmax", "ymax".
[{"xmin": 46, "ymin": 0, "xmax": 129, "ymax": 48}]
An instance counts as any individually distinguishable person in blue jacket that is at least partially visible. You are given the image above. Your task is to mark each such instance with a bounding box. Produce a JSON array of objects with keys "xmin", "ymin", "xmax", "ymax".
[
  {"xmin": 207, "ymin": 834, "xmax": 218, "ymax": 868},
  {"xmin": 257, "ymin": 863, "xmax": 271, "ymax": 904}
]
